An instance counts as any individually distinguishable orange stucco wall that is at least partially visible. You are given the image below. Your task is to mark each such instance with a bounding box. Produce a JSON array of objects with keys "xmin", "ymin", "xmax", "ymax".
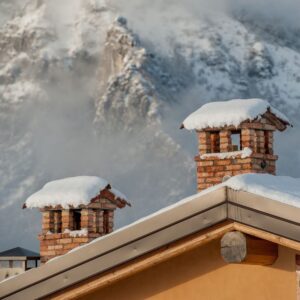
[{"xmin": 84, "ymin": 239, "xmax": 297, "ymax": 300}]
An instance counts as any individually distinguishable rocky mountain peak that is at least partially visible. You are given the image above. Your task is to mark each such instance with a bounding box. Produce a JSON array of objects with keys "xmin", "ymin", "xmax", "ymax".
[{"xmin": 0, "ymin": 0, "xmax": 299, "ymax": 251}]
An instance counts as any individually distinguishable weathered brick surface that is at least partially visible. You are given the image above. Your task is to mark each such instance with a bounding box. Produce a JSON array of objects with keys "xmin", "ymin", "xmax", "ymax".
[
  {"xmin": 196, "ymin": 122, "xmax": 279, "ymax": 191},
  {"xmin": 196, "ymin": 154, "xmax": 277, "ymax": 190},
  {"xmin": 40, "ymin": 202, "xmax": 119, "ymax": 263}
]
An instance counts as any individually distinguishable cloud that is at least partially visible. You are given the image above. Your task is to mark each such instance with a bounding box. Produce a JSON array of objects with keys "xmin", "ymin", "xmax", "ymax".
[
  {"xmin": 0, "ymin": 0, "xmax": 300, "ymax": 252},
  {"xmin": 110, "ymin": 0, "xmax": 300, "ymax": 52}
]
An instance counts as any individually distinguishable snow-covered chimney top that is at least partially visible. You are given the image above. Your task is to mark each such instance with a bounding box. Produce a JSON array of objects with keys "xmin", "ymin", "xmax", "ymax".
[
  {"xmin": 182, "ymin": 98, "xmax": 291, "ymax": 131},
  {"xmin": 27, "ymin": 176, "xmax": 130, "ymax": 263},
  {"xmin": 25, "ymin": 176, "xmax": 129, "ymax": 209},
  {"xmin": 181, "ymin": 98, "xmax": 292, "ymax": 191}
]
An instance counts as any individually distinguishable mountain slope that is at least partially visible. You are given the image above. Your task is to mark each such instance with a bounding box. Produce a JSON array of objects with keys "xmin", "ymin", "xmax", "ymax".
[{"xmin": 0, "ymin": 0, "xmax": 299, "ymax": 251}]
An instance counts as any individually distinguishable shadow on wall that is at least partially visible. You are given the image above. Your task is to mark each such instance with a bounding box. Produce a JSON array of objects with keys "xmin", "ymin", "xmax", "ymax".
[{"xmin": 87, "ymin": 238, "xmax": 296, "ymax": 300}]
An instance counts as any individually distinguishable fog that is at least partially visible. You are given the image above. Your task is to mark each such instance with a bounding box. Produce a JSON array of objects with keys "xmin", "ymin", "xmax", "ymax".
[
  {"xmin": 0, "ymin": 0, "xmax": 300, "ymax": 251},
  {"xmin": 112, "ymin": 0, "xmax": 300, "ymax": 28}
]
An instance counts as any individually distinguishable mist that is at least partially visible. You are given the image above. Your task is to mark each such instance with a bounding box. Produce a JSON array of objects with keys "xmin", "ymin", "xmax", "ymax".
[
  {"xmin": 0, "ymin": 0, "xmax": 300, "ymax": 252},
  {"xmin": 111, "ymin": 0, "xmax": 300, "ymax": 28},
  {"xmin": 110, "ymin": 0, "xmax": 300, "ymax": 55}
]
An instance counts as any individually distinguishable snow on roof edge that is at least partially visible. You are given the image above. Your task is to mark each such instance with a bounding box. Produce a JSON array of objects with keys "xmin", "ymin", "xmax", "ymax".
[{"xmin": 225, "ymin": 173, "xmax": 300, "ymax": 208}]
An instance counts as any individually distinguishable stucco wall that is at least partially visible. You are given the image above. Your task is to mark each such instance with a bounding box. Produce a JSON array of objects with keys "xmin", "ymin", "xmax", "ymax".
[
  {"xmin": 0, "ymin": 267, "xmax": 24, "ymax": 281},
  {"xmin": 84, "ymin": 238, "xmax": 297, "ymax": 300}
]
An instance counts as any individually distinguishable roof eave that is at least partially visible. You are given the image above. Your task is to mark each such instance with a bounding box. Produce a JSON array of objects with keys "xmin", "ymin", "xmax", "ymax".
[
  {"xmin": 3, "ymin": 187, "xmax": 300, "ymax": 299},
  {"xmin": 0, "ymin": 187, "xmax": 227, "ymax": 299}
]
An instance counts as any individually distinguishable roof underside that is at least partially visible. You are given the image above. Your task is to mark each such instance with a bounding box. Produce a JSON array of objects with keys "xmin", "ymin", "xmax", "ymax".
[
  {"xmin": 0, "ymin": 247, "xmax": 39, "ymax": 258},
  {"xmin": 2, "ymin": 187, "xmax": 300, "ymax": 299}
]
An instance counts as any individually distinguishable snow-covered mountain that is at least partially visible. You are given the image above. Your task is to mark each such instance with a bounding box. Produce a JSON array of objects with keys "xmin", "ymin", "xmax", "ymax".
[{"xmin": 0, "ymin": 0, "xmax": 299, "ymax": 251}]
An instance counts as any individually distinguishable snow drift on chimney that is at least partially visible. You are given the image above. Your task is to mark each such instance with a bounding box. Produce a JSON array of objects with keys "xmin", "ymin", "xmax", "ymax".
[
  {"xmin": 182, "ymin": 98, "xmax": 290, "ymax": 130},
  {"xmin": 25, "ymin": 176, "xmax": 127, "ymax": 209}
]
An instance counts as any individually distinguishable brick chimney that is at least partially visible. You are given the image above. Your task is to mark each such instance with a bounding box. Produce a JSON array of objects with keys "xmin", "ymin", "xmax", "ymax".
[
  {"xmin": 181, "ymin": 99, "xmax": 291, "ymax": 191},
  {"xmin": 24, "ymin": 177, "xmax": 130, "ymax": 263}
]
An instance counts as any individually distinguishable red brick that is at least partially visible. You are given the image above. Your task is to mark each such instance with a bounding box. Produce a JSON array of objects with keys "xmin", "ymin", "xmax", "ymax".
[
  {"xmin": 63, "ymin": 243, "xmax": 81, "ymax": 250},
  {"xmin": 206, "ymin": 177, "xmax": 222, "ymax": 183},
  {"xmin": 205, "ymin": 166, "xmax": 225, "ymax": 172},
  {"xmin": 72, "ymin": 237, "xmax": 89, "ymax": 243},
  {"xmin": 58, "ymin": 238, "xmax": 72, "ymax": 244},
  {"xmin": 242, "ymin": 164, "xmax": 252, "ymax": 170},
  {"xmin": 198, "ymin": 161, "xmax": 214, "ymax": 166},
  {"xmin": 215, "ymin": 160, "xmax": 231, "ymax": 166},
  {"xmin": 197, "ymin": 178, "xmax": 207, "ymax": 183},
  {"xmin": 199, "ymin": 172, "xmax": 214, "ymax": 177},
  {"xmin": 226, "ymin": 165, "xmax": 242, "ymax": 171},
  {"xmin": 236, "ymin": 158, "xmax": 252, "ymax": 164},
  {"xmin": 215, "ymin": 171, "xmax": 232, "ymax": 177},
  {"xmin": 40, "ymin": 250, "xmax": 56, "ymax": 256}
]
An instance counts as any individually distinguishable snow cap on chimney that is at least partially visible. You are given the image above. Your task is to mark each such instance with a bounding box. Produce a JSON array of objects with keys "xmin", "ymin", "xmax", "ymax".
[{"xmin": 182, "ymin": 98, "xmax": 291, "ymax": 191}]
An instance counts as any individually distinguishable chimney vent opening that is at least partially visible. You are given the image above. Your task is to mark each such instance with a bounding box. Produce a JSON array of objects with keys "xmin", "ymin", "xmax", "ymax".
[
  {"xmin": 264, "ymin": 131, "xmax": 270, "ymax": 154},
  {"xmin": 261, "ymin": 160, "xmax": 267, "ymax": 169},
  {"xmin": 231, "ymin": 131, "xmax": 242, "ymax": 151},
  {"xmin": 73, "ymin": 210, "xmax": 81, "ymax": 231}
]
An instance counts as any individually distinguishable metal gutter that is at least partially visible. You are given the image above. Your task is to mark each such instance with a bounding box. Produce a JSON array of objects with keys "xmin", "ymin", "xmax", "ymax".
[{"xmin": 227, "ymin": 190, "xmax": 300, "ymax": 242}]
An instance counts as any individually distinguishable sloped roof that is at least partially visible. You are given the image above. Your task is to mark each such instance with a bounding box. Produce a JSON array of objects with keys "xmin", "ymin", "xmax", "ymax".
[
  {"xmin": 225, "ymin": 173, "xmax": 300, "ymax": 207},
  {"xmin": 2, "ymin": 174, "xmax": 300, "ymax": 299},
  {"xmin": 0, "ymin": 247, "xmax": 39, "ymax": 258},
  {"xmin": 181, "ymin": 98, "xmax": 291, "ymax": 131}
]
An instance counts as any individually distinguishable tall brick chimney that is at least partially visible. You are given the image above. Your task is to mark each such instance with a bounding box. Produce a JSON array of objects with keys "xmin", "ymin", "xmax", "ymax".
[
  {"xmin": 24, "ymin": 176, "xmax": 130, "ymax": 263},
  {"xmin": 181, "ymin": 99, "xmax": 291, "ymax": 191}
]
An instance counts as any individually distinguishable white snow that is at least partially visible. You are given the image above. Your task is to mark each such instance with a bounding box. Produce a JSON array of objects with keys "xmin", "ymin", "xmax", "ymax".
[
  {"xmin": 25, "ymin": 176, "xmax": 126, "ymax": 209},
  {"xmin": 225, "ymin": 174, "xmax": 300, "ymax": 208},
  {"xmin": 183, "ymin": 98, "xmax": 290, "ymax": 130},
  {"xmin": 63, "ymin": 228, "xmax": 88, "ymax": 237},
  {"xmin": 200, "ymin": 147, "xmax": 252, "ymax": 159},
  {"xmin": 0, "ymin": 80, "xmax": 46, "ymax": 105},
  {"xmin": 252, "ymin": 42, "xmax": 265, "ymax": 54},
  {"xmin": 110, "ymin": 188, "xmax": 127, "ymax": 202}
]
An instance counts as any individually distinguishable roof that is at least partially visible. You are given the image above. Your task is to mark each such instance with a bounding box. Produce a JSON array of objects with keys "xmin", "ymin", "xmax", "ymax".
[
  {"xmin": 2, "ymin": 174, "xmax": 300, "ymax": 299},
  {"xmin": 24, "ymin": 176, "xmax": 129, "ymax": 209},
  {"xmin": 0, "ymin": 247, "xmax": 39, "ymax": 258},
  {"xmin": 225, "ymin": 173, "xmax": 300, "ymax": 208},
  {"xmin": 181, "ymin": 98, "xmax": 291, "ymax": 131}
]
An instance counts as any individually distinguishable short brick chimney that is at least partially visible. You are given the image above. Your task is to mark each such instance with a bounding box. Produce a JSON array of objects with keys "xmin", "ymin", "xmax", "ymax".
[
  {"xmin": 181, "ymin": 99, "xmax": 291, "ymax": 191},
  {"xmin": 24, "ymin": 176, "xmax": 130, "ymax": 263}
]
